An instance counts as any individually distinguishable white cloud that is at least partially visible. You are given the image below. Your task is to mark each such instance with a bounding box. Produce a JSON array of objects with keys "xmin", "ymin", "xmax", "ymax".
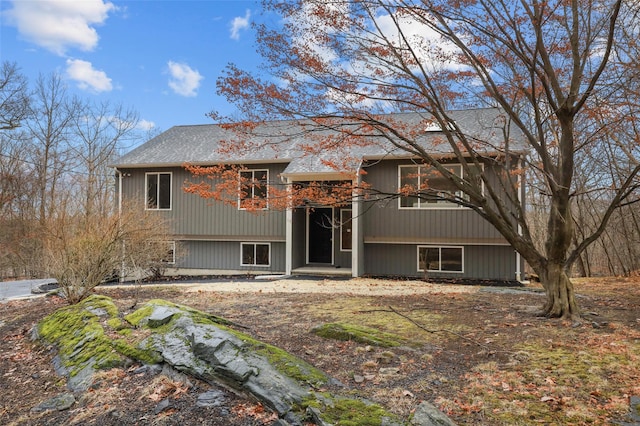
[
  {"xmin": 137, "ymin": 119, "xmax": 155, "ymax": 131},
  {"xmin": 65, "ymin": 59, "xmax": 113, "ymax": 92},
  {"xmin": 167, "ymin": 61, "xmax": 203, "ymax": 97},
  {"xmin": 230, "ymin": 9, "xmax": 250, "ymax": 40},
  {"xmin": 5, "ymin": 0, "xmax": 115, "ymax": 56}
]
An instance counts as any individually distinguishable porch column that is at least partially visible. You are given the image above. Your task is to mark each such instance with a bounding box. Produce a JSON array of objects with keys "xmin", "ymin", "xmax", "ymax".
[
  {"xmin": 285, "ymin": 178, "xmax": 293, "ymax": 276},
  {"xmin": 351, "ymin": 172, "xmax": 363, "ymax": 277}
]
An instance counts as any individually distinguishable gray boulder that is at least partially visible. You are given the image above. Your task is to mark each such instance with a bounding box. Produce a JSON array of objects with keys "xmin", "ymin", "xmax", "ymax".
[
  {"xmin": 135, "ymin": 302, "xmax": 314, "ymax": 418},
  {"xmin": 410, "ymin": 401, "xmax": 457, "ymax": 426}
]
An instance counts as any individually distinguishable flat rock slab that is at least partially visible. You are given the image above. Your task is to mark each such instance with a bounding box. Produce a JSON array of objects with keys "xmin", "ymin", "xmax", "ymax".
[
  {"xmin": 196, "ymin": 389, "xmax": 227, "ymax": 408},
  {"xmin": 31, "ymin": 393, "xmax": 75, "ymax": 413},
  {"xmin": 147, "ymin": 306, "xmax": 176, "ymax": 327}
]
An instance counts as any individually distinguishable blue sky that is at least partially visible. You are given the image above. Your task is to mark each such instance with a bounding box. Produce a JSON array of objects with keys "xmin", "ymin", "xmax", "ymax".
[{"xmin": 1, "ymin": 0, "xmax": 265, "ymax": 134}]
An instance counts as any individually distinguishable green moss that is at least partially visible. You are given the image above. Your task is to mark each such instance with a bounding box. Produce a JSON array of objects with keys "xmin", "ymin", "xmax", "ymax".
[
  {"xmin": 257, "ymin": 343, "xmax": 328, "ymax": 386},
  {"xmin": 37, "ymin": 295, "xmax": 125, "ymax": 376},
  {"xmin": 312, "ymin": 322, "xmax": 406, "ymax": 347},
  {"xmin": 124, "ymin": 305, "xmax": 154, "ymax": 327},
  {"xmin": 112, "ymin": 339, "xmax": 163, "ymax": 364},
  {"xmin": 84, "ymin": 294, "xmax": 119, "ymax": 318},
  {"xmin": 304, "ymin": 393, "xmax": 400, "ymax": 425},
  {"xmin": 124, "ymin": 299, "xmax": 233, "ymax": 328},
  {"xmin": 107, "ymin": 317, "xmax": 124, "ymax": 330},
  {"xmin": 307, "ymin": 297, "xmax": 465, "ymax": 344}
]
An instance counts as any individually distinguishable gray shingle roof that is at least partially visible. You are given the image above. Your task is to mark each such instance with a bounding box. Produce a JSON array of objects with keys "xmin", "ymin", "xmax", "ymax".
[{"xmin": 112, "ymin": 108, "xmax": 527, "ymax": 175}]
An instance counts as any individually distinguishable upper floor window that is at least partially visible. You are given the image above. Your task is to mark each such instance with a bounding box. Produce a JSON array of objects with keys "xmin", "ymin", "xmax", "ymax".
[
  {"xmin": 399, "ymin": 164, "xmax": 482, "ymax": 209},
  {"xmin": 146, "ymin": 172, "xmax": 171, "ymax": 210},
  {"xmin": 239, "ymin": 169, "xmax": 268, "ymax": 210}
]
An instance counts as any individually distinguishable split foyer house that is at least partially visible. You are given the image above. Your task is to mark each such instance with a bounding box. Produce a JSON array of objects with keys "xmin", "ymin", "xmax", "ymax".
[{"xmin": 112, "ymin": 107, "xmax": 526, "ymax": 281}]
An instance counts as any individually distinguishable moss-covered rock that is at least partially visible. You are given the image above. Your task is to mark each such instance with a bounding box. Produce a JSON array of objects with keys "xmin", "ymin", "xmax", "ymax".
[
  {"xmin": 35, "ymin": 295, "xmax": 126, "ymax": 390},
  {"xmin": 128, "ymin": 300, "xmax": 327, "ymax": 419},
  {"xmin": 312, "ymin": 322, "xmax": 407, "ymax": 347},
  {"xmin": 35, "ymin": 295, "xmax": 163, "ymax": 390}
]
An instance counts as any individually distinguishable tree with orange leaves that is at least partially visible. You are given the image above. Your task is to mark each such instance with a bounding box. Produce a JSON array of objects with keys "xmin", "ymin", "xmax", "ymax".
[{"xmin": 187, "ymin": 0, "xmax": 640, "ymax": 320}]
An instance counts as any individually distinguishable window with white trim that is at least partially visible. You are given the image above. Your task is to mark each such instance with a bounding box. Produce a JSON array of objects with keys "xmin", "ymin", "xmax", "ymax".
[
  {"xmin": 160, "ymin": 241, "xmax": 176, "ymax": 264},
  {"xmin": 146, "ymin": 240, "xmax": 175, "ymax": 264},
  {"xmin": 239, "ymin": 169, "xmax": 268, "ymax": 210},
  {"xmin": 399, "ymin": 164, "xmax": 482, "ymax": 208},
  {"xmin": 340, "ymin": 209, "xmax": 352, "ymax": 251},
  {"xmin": 418, "ymin": 246, "xmax": 463, "ymax": 272},
  {"xmin": 146, "ymin": 172, "xmax": 172, "ymax": 210},
  {"xmin": 241, "ymin": 242, "xmax": 270, "ymax": 267}
]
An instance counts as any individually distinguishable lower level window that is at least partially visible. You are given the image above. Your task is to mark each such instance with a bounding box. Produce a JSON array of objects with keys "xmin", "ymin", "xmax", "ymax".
[
  {"xmin": 418, "ymin": 246, "xmax": 463, "ymax": 272},
  {"xmin": 148, "ymin": 240, "xmax": 175, "ymax": 264},
  {"xmin": 162, "ymin": 241, "xmax": 176, "ymax": 264},
  {"xmin": 241, "ymin": 243, "xmax": 270, "ymax": 266}
]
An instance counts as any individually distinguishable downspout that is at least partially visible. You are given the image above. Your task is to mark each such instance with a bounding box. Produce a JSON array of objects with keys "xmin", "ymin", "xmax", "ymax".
[{"xmin": 116, "ymin": 168, "xmax": 123, "ymax": 216}]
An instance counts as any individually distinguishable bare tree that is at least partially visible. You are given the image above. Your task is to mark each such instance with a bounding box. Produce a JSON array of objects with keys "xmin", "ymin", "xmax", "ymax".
[
  {"xmin": 0, "ymin": 65, "xmax": 150, "ymax": 283},
  {"xmin": 0, "ymin": 132, "xmax": 40, "ymax": 278},
  {"xmin": 27, "ymin": 73, "xmax": 80, "ymax": 226},
  {"xmin": 70, "ymin": 101, "xmax": 140, "ymax": 217},
  {"xmin": 44, "ymin": 203, "xmax": 174, "ymax": 304},
  {"xmin": 0, "ymin": 61, "xmax": 30, "ymax": 131},
  {"xmin": 192, "ymin": 0, "xmax": 640, "ymax": 319}
]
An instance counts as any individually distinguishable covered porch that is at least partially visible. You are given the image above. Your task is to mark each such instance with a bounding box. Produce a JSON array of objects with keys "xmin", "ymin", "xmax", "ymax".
[{"xmin": 281, "ymin": 171, "xmax": 365, "ymax": 278}]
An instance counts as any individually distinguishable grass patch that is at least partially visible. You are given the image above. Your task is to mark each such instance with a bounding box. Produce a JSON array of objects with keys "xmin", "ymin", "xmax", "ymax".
[
  {"xmin": 444, "ymin": 326, "xmax": 640, "ymax": 425},
  {"xmin": 307, "ymin": 297, "xmax": 468, "ymax": 344},
  {"xmin": 312, "ymin": 322, "xmax": 407, "ymax": 347}
]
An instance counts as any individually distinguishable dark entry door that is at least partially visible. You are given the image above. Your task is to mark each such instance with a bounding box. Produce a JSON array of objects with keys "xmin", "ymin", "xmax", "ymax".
[{"xmin": 308, "ymin": 208, "xmax": 333, "ymax": 264}]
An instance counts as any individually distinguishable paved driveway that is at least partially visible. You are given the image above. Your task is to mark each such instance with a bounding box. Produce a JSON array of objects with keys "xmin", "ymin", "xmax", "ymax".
[{"xmin": 0, "ymin": 279, "xmax": 57, "ymax": 301}]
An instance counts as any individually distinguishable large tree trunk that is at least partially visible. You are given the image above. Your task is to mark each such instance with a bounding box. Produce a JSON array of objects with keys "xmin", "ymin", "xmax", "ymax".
[
  {"xmin": 539, "ymin": 173, "xmax": 580, "ymax": 319},
  {"xmin": 538, "ymin": 262, "xmax": 580, "ymax": 320}
]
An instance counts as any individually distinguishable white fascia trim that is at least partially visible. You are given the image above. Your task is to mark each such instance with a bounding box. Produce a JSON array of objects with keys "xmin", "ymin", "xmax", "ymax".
[
  {"xmin": 364, "ymin": 240, "xmax": 511, "ymax": 246},
  {"xmin": 281, "ymin": 172, "xmax": 356, "ymax": 181},
  {"xmin": 174, "ymin": 236, "xmax": 287, "ymax": 242}
]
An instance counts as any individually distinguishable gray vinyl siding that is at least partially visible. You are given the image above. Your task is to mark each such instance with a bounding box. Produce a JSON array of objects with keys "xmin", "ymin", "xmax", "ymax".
[
  {"xmin": 119, "ymin": 165, "xmax": 287, "ymax": 239},
  {"xmin": 179, "ymin": 240, "xmax": 285, "ymax": 272},
  {"xmin": 364, "ymin": 243, "xmax": 516, "ymax": 280},
  {"xmin": 118, "ymin": 158, "xmax": 519, "ymax": 278},
  {"xmin": 361, "ymin": 160, "xmax": 509, "ymax": 243}
]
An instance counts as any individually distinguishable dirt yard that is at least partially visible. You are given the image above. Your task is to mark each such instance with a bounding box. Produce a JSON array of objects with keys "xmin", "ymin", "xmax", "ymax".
[{"xmin": 1, "ymin": 276, "xmax": 639, "ymax": 425}]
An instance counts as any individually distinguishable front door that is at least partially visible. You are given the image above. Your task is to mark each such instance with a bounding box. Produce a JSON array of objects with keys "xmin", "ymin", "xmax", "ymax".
[{"xmin": 307, "ymin": 208, "xmax": 333, "ymax": 264}]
